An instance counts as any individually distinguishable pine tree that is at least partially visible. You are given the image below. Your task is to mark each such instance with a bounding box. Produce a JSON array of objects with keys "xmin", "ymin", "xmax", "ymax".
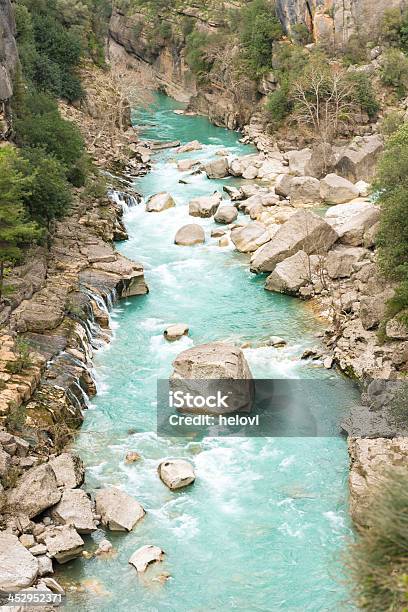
[{"xmin": 0, "ymin": 146, "xmax": 41, "ymax": 299}]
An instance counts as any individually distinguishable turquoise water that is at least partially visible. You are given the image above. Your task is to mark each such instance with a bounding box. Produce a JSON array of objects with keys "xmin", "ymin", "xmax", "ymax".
[{"xmin": 61, "ymin": 94, "xmax": 357, "ymax": 611}]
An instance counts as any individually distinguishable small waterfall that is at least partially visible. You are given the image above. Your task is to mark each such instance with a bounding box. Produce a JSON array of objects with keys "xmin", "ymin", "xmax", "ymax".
[{"xmin": 108, "ymin": 189, "xmax": 141, "ymax": 214}]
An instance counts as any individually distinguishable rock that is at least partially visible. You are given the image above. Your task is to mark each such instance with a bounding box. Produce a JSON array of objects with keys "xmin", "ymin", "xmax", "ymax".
[
  {"xmin": 174, "ymin": 224, "xmax": 205, "ymax": 245},
  {"xmin": 219, "ymin": 236, "xmax": 229, "ymax": 247},
  {"xmin": 37, "ymin": 555, "xmax": 53, "ymax": 576},
  {"xmin": 43, "ymin": 525, "xmax": 84, "ymax": 564},
  {"xmin": 189, "ymin": 192, "xmax": 222, "ymax": 218},
  {"xmin": 95, "ymin": 487, "xmax": 145, "ymax": 532},
  {"xmin": 265, "ymin": 250, "xmax": 320, "ymax": 295},
  {"xmin": 125, "ymin": 451, "xmax": 141, "ymax": 463},
  {"xmin": 19, "ymin": 534, "xmax": 35, "ymax": 548},
  {"xmin": 301, "ymin": 348, "xmax": 322, "ymax": 360},
  {"xmin": 211, "ymin": 228, "xmax": 226, "ymax": 238},
  {"xmin": 231, "ymin": 222, "xmax": 270, "ymax": 253},
  {"xmin": 258, "ymin": 71, "xmax": 278, "ymax": 95},
  {"xmin": 325, "ymin": 246, "xmax": 367, "ymax": 279},
  {"xmin": 386, "ymin": 316, "xmax": 408, "ymax": 340},
  {"xmin": 145, "ymin": 193, "xmax": 175, "ymax": 213},
  {"xmin": 286, "ymin": 148, "xmax": 312, "ymax": 175},
  {"xmin": 360, "ymin": 290, "xmax": 395, "ymax": 330},
  {"xmin": 29, "ymin": 544, "xmax": 47, "ymax": 556},
  {"xmin": 95, "ymin": 539, "xmax": 113, "ymax": 556},
  {"xmin": 320, "ymin": 174, "xmax": 359, "ymax": 204},
  {"xmin": 274, "ymin": 174, "xmax": 293, "ymax": 197},
  {"xmin": 355, "ymin": 180, "xmax": 370, "ymax": 197},
  {"xmin": 334, "ymin": 135, "xmax": 383, "ymax": 182},
  {"xmin": 172, "ymin": 342, "xmax": 253, "ymax": 380},
  {"xmin": 129, "ymin": 545, "xmax": 165, "ymax": 573},
  {"xmin": 289, "ymin": 176, "xmax": 321, "ymax": 207},
  {"xmin": 268, "ymin": 336, "xmax": 287, "ymax": 347},
  {"xmin": 6, "ymin": 464, "xmax": 61, "ymax": 519},
  {"xmin": 41, "ymin": 577, "xmax": 65, "ymax": 595},
  {"xmin": 164, "ymin": 324, "xmax": 189, "ymax": 341},
  {"xmin": 325, "ymin": 200, "xmax": 380, "ymax": 247},
  {"xmin": 0, "ymin": 533, "xmax": 38, "ymax": 590},
  {"xmin": 0, "ymin": 447, "xmax": 11, "ymax": 477},
  {"xmin": 304, "ymin": 142, "xmax": 337, "ymax": 178},
  {"xmin": 223, "ymin": 185, "xmax": 242, "ymax": 201},
  {"xmin": 50, "ymin": 489, "xmax": 97, "ymax": 534},
  {"xmin": 158, "ymin": 459, "xmax": 196, "ymax": 490},
  {"xmin": 177, "ymin": 140, "xmax": 203, "ymax": 153},
  {"xmin": 242, "ymin": 165, "xmax": 258, "ymax": 180},
  {"xmin": 203, "ymin": 158, "xmax": 229, "ymax": 179},
  {"xmin": 214, "ymin": 205, "xmax": 238, "ymax": 224},
  {"xmin": 48, "ymin": 453, "xmax": 85, "ymax": 489},
  {"xmin": 177, "ymin": 159, "xmax": 199, "ymax": 172},
  {"xmin": 250, "ymin": 211, "xmax": 338, "ymax": 273},
  {"xmin": 323, "ymin": 356, "xmax": 334, "ymax": 369}
]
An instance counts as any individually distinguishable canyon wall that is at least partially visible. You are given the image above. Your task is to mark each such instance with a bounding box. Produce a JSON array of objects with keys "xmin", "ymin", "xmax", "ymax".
[{"xmin": 0, "ymin": 0, "xmax": 18, "ymax": 101}]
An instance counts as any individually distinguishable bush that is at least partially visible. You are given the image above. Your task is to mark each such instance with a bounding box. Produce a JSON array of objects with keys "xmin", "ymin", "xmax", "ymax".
[
  {"xmin": 379, "ymin": 111, "xmax": 405, "ymax": 137},
  {"xmin": 239, "ymin": 0, "xmax": 283, "ymax": 75},
  {"xmin": 14, "ymin": 92, "xmax": 85, "ymax": 170},
  {"xmin": 345, "ymin": 467, "xmax": 408, "ymax": 610},
  {"xmin": 347, "ymin": 72, "xmax": 380, "ymax": 119},
  {"xmin": 380, "ymin": 7, "xmax": 408, "ymax": 52},
  {"xmin": 185, "ymin": 30, "xmax": 214, "ymax": 78},
  {"xmin": 266, "ymin": 83, "xmax": 292, "ymax": 124},
  {"xmin": 376, "ymin": 123, "xmax": 408, "ymax": 320},
  {"xmin": 20, "ymin": 147, "xmax": 72, "ymax": 225},
  {"xmin": 380, "ymin": 48, "xmax": 408, "ymax": 98},
  {"xmin": 341, "ymin": 34, "xmax": 368, "ymax": 66}
]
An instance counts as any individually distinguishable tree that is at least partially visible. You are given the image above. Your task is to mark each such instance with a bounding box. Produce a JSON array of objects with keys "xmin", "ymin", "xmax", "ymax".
[
  {"xmin": 239, "ymin": 0, "xmax": 282, "ymax": 75},
  {"xmin": 0, "ymin": 147, "xmax": 41, "ymax": 299}
]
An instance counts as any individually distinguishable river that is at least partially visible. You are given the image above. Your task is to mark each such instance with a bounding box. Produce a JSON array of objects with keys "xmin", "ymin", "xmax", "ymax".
[{"xmin": 61, "ymin": 94, "xmax": 358, "ymax": 611}]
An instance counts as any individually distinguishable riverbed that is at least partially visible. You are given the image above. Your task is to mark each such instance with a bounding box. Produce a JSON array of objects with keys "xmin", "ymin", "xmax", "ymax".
[{"xmin": 61, "ymin": 94, "xmax": 358, "ymax": 611}]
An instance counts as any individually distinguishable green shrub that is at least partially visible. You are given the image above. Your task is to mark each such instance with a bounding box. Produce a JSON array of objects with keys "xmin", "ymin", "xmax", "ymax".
[
  {"xmin": 380, "ymin": 48, "xmax": 408, "ymax": 98},
  {"xmin": 380, "ymin": 7, "xmax": 408, "ymax": 52},
  {"xmin": 239, "ymin": 0, "xmax": 283, "ymax": 75},
  {"xmin": 347, "ymin": 72, "xmax": 380, "ymax": 119},
  {"xmin": 6, "ymin": 339, "xmax": 34, "ymax": 375},
  {"xmin": 345, "ymin": 467, "xmax": 408, "ymax": 611},
  {"xmin": 266, "ymin": 83, "xmax": 292, "ymax": 124},
  {"xmin": 14, "ymin": 92, "xmax": 85, "ymax": 170},
  {"xmin": 341, "ymin": 33, "xmax": 368, "ymax": 66},
  {"xmin": 380, "ymin": 111, "xmax": 405, "ymax": 137},
  {"xmin": 185, "ymin": 30, "xmax": 214, "ymax": 78}
]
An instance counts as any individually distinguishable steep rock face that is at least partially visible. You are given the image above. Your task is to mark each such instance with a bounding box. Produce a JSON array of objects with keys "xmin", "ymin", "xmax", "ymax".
[
  {"xmin": 276, "ymin": 0, "xmax": 405, "ymax": 46},
  {"xmin": 0, "ymin": 0, "xmax": 18, "ymax": 100}
]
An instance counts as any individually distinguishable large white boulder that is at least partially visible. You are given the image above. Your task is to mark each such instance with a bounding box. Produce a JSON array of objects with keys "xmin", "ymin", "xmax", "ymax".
[
  {"xmin": 289, "ymin": 176, "xmax": 321, "ymax": 207},
  {"xmin": 146, "ymin": 193, "xmax": 175, "ymax": 212},
  {"xmin": 203, "ymin": 158, "xmax": 229, "ymax": 179},
  {"xmin": 214, "ymin": 205, "xmax": 238, "ymax": 224},
  {"xmin": 129, "ymin": 545, "xmax": 165, "ymax": 573},
  {"xmin": 50, "ymin": 489, "xmax": 98, "ymax": 534},
  {"xmin": 177, "ymin": 140, "xmax": 203, "ymax": 153},
  {"xmin": 265, "ymin": 250, "xmax": 320, "ymax": 295},
  {"xmin": 231, "ymin": 222, "xmax": 270, "ymax": 253},
  {"xmin": 164, "ymin": 324, "xmax": 189, "ymax": 341},
  {"xmin": 334, "ymin": 135, "xmax": 383, "ymax": 182},
  {"xmin": 325, "ymin": 246, "xmax": 368, "ymax": 279},
  {"xmin": 43, "ymin": 525, "xmax": 84, "ymax": 564},
  {"xmin": 189, "ymin": 192, "xmax": 222, "ymax": 218},
  {"xmin": 95, "ymin": 487, "xmax": 145, "ymax": 532},
  {"xmin": 250, "ymin": 210, "xmax": 338, "ymax": 273},
  {"xmin": 158, "ymin": 459, "xmax": 196, "ymax": 490},
  {"xmin": 6, "ymin": 464, "xmax": 61, "ymax": 519},
  {"xmin": 174, "ymin": 224, "xmax": 205, "ymax": 246},
  {"xmin": 275, "ymin": 174, "xmax": 293, "ymax": 198},
  {"xmin": 325, "ymin": 200, "xmax": 380, "ymax": 246},
  {"xmin": 320, "ymin": 173, "xmax": 359, "ymax": 204},
  {"xmin": 172, "ymin": 342, "xmax": 252, "ymax": 380},
  {"xmin": 48, "ymin": 453, "xmax": 85, "ymax": 489},
  {"xmin": 286, "ymin": 148, "xmax": 312, "ymax": 175},
  {"xmin": 0, "ymin": 533, "xmax": 38, "ymax": 590}
]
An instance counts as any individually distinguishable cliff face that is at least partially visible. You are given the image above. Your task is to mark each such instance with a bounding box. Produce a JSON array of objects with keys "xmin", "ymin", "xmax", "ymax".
[
  {"xmin": 277, "ymin": 0, "xmax": 407, "ymax": 46},
  {"xmin": 0, "ymin": 0, "xmax": 18, "ymax": 101}
]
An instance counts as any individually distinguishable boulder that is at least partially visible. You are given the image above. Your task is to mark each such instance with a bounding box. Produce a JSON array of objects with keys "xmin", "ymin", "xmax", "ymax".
[
  {"xmin": 214, "ymin": 205, "xmax": 238, "ymax": 224},
  {"xmin": 49, "ymin": 453, "xmax": 85, "ymax": 489},
  {"xmin": 177, "ymin": 159, "xmax": 199, "ymax": 172},
  {"xmin": 325, "ymin": 246, "xmax": 367, "ymax": 279},
  {"xmin": 129, "ymin": 545, "xmax": 165, "ymax": 573},
  {"xmin": 158, "ymin": 459, "xmax": 196, "ymax": 490},
  {"xmin": 268, "ymin": 336, "xmax": 287, "ymax": 347},
  {"xmin": 0, "ymin": 534, "xmax": 38, "ymax": 590},
  {"xmin": 325, "ymin": 200, "xmax": 380, "ymax": 246},
  {"xmin": 250, "ymin": 210, "xmax": 338, "ymax": 273},
  {"xmin": 37, "ymin": 555, "xmax": 53, "ymax": 576},
  {"xmin": 386, "ymin": 316, "xmax": 408, "ymax": 340},
  {"xmin": 360, "ymin": 290, "xmax": 395, "ymax": 330},
  {"xmin": 174, "ymin": 224, "xmax": 205, "ymax": 246},
  {"xmin": 189, "ymin": 192, "xmax": 222, "ymax": 218},
  {"xmin": 95, "ymin": 487, "xmax": 145, "ymax": 532},
  {"xmin": 172, "ymin": 342, "xmax": 253, "ymax": 380},
  {"xmin": 6, "ymin": 464, "xmax": 61, "ymax": 519},
  {"xmin": 177, "ymin": 140, "xmax": 202, "ymax": 153},
  {"xmin": 334, "ymin": 135, "xmax": 383, "ymax": 182},
  {"xmin": 242, "ymin": 165, "xmax": 258, "ymax": 180},
  {"xmin": 265, "ymin": 251, "xmax": 320, "ymax": 295},
  {"xmin": 0, "ymin": 448, "xmax": 11, "ymax": 477},
  {"xmin": 43, "ymin": 525, "xmax": 84, "ymax": 564},
  {"xmin": 231, "ymin": 222, "xmax": 270, "ymax": 253},
  {"xmin": 286, "ymin": 148, "xmax": 312, "ymax": 175},
  {"xmin": 320, "ymin": 174, "xmax": 359, "ymax": 204},
  {"xmin": 289, "ymin": 176, "xmax": 321, "ymax": 207},
  {"xmin": 50, "ymin": 489, "xmax": 98, "ymax": 534},
  {"xmin": 145, "ymin": 193, "xmax": 175, "ymax": 212},
  {"xmin": 223, "ymin": 185, "xmax": 242, "ymax": 201},
  {"xmin": 203, "ymin": 157, "xmax": 229, "ymax": 179},
  {"xmin": 355, "ymin": 180, "xmax": 370, "ymax": 197},
  {"xmin": 274, "ymin": 174, "xmax": 293, "ymax": 198},
  {"xmin": 164, "ymin": 324, "xmax": 189, "ymax": 341},
  {"xmin": 304, "ymin": 143, "xmax": 337, "ymax": 178}
]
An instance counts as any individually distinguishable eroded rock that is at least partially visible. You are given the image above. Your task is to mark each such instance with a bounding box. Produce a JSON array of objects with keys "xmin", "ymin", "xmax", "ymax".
[
  {"xmin": 158, "ymin": 459, "xmax": 195, "ymax": 490},
  {"xmin": 95, "ymin": 487, "xmax": 145, "ymax": 532}
]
